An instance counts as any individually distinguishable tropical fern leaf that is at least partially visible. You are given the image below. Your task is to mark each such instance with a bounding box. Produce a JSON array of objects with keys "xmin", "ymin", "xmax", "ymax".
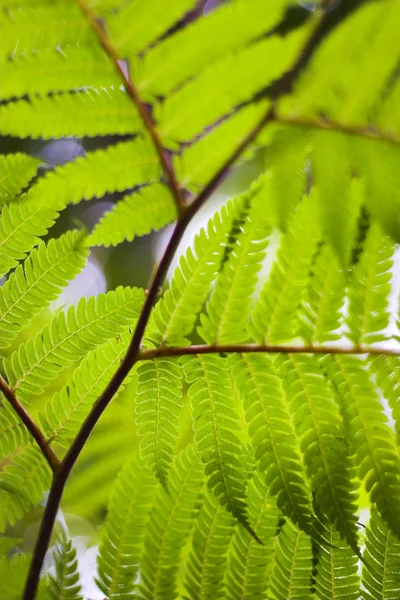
[
  {"xmin": 0, "ymin": 553, "xmax": 49, "ymax": 600},
  {"xmin": 198, "ymin": 176, "xmax": 271, "ymax": 345},
  {"xmin": 147, "ymin": 196, "xmax": 242, "ymax": 347},
  {"xmin": 49, "ymin": 533, "xmax": 83, "ymax": 600},
  {"xmin": 314, "ymin": 523, "xmax": 360, "ymax": 600},
  {"xmin": 225, "ymin": 471, "xmax": 279, "ymax": 600},
  {"xmin": 323, "ymin": 354, "xmax": 400, "ymax": 537},
  {"xmin": 299, "ymin": 244, "xmax": 347, "ymax": 345},
  {"xmin": 0, "ymin": 401, "xmax": 30, "ymax": 459},
  {"xmin": 0, "ymin": 153, "xmax": 40, "ymax": 204},
  {"xmin": 277, "ymin": 354, "xmax": 360, "ymax": 553},
  {"xmin": 0, "ymin": 229, "xmax": 88, "ymax": 349},
  {"xmin": 0, "ymin": 446, "xmax": 51, "ymax": 533},
  {"xmin": 88, "ymin": 184, "xmax": 177, "ymax": 247},
  {"xmin": 0, "ymin": 88, "xmax": 141, "ymax": 139},
  {"xmin": 183, "ymin": 486, "xmax": 235, "ymax": 600},
  {"xmin": 250, "ymin": 195, "xmax": 320, "ymax": 344},
  {"xmin": 268, "ymin": 519, "xmax": 313, "ymax": 600},
  {"xmin": 3, "ymin": 286, "xmax": 144, "ymax": 403},
  {"xmin": 361, "ymin": 507, "xmax": 400, "ymax": 600},
  {"xmin": 157, "ymin": 25, "xmax": 311, "ymax": 146},
  {"xmin": 229, "ymin": 352, "xmax": 314, "ymax": 535},
  {"xmin": 0, "ymin": 196, "xmax": 59, "ymax": 279},
  {"xmin": 0, "ymin": 46, "xmax": 118, "ymax": 100},
  {"xmin": 137, "ymin": 445, "xmax": 203, "ymax": 600},
  {"xmin": 370, "ymin": 355, "xmax": 400, "ymax": 445},
  {"xmin": 133, "ymin": 0, "xmax": 293, "ymax": 98},
  {"xmin": 96, "ymin": 453, "xmax": 156, "ymax": 600},
  {"xmin": 346, "ymin": 222, "xmax": 394, "ymax": 346},
  {"xmin": 136, "ymin": 358, "xmax": 183, "ymax": 488},
  {"xmin": 183, "ymin": 354, "xmax": 258, "ymax": 539}
]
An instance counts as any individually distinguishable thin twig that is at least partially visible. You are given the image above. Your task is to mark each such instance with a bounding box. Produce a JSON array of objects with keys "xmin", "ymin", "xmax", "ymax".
[
  {"xmin": 76, "ymin": 0, "xmax": 185, "ymax": 216},
  {"xmin": 0, "ymin": 375, "xmax": 59, "ymax": 472},
  {"xmin": 139, "ymin": 343, "xmax": 400, "ymax": 360},
  {"xmin": 23, "ymin": 9, "xmax": 332, "ymax": 600}
]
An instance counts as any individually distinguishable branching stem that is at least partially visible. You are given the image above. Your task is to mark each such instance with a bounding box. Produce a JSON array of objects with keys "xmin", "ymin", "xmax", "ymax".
[{"xmin": 0, "ymin": 375, "xmax": 59, "ymax": 472}]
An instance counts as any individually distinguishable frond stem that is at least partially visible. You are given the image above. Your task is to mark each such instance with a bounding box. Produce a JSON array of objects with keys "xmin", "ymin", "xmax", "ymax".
[
  {"xmin": 76, "ymin": 0, "xmax": 185, "ymax": 217},
  {"xmin": 0, "ymin": 375, "xmax": 60, "ymax": 472}
]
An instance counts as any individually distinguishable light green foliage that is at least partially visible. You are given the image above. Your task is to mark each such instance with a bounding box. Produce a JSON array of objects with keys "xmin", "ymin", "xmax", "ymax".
[
  {"xmin": 88, "ymin": 184, "xmax": 177, "ymax": 247},
  {"xmin": 96, "ymin": 453, "xmax": 156, "ymax": 599},
  {"xmin": 49, "ymin": 534, "xmax": 83, "ymax": 600},
  {"xmin": 0, "ymin": 553, "xmax": 49, "ymax": 600},
  {"xmin": 370, "ymin": 355, "xmax": 400, "ymax": 444},
  {"xmin": 0, "ymin": 401, "xmax": 29, "ymax": 459},
  {"xmin": 0, "ymin": 230, "xmax": 88, "ymax": 349},
  {"xmin": 0, "ymin": 154, "xmax": 41, "ymax": 204},
  {"xmin": 361, "ymin": 507, "xmax": 400, "ymax": 600}
]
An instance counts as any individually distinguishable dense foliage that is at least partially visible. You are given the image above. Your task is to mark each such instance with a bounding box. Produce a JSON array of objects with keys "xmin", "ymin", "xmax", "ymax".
[{"xmin": 1, "ymin": 0, "xmax": 400, "ymax": 598}]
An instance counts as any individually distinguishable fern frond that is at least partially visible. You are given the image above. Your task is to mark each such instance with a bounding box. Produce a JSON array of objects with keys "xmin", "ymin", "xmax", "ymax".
[
  {"xmin": 4, "ymin": 287, "xmax": 144, "ymax": 403},
  {"xmin": 299, "ymin": 244, "xmax": 347, "ymax": 345},
  {"xmin": 0, "ymin": 88, "xmax": 141, "ymax": 139},
  {"xmin": 229, "ymin": 352, "xmax": 314, "ymax": 535},
  {"xmin": 278, "ymin": 354, "xmax": 360, "ymax": 552},
  {"xmin": 314, "ymin": 524, "xmax": 360, "ymax": 600},
  {"xmin": 323, "ymin": 355, "xmax": 400, "ymax": 537},
  {"xmin": 88, "ymin": 184, "xmax": 177, "ymax": 248},
  {"xmin": 370, "ymin": 355, "xmax": 400, "ymax": 445},
  {"xmin": 250, "ymin": 195, "xmax": 320, "ymax": 344},
  {"xmin": 198, "ymin": 177, "xmax": 271, "ymax": 345},
  {"xmin": 0, "ymin": 153, "xmax": 40, "ymax": 204},
  {"xmin": 268, "ymin": 519, "xmax": 313, "ymax": 600},
  {"xmin": 137, "ymin": 445, "xmax": 203, "ymax": 600},
  {"xmin": 0, "ymin": 401, "xmax": 30, "ymax": 459},
  {"xmin": 134, "ymin": 0, "xmax": 293, "ymax": 97},
  {"xmin": 265, "ymin": 125, "xmax": 309, "ymax": 232},
  {"xmin": 136, "ymin": 359, "xmax": 183, "ymax": 488},
  {"xmin": 41, "ymin": 329, "xmax": 134, "ymax": 449},
  {"xmin": 0, "ymin": 553, "xmax": 49, "ymax": 600},
  {"xmin": 183, "ymin": 486, "xmax": 235, "ymax": 600},
  {"xmin": 225, "ymin": 471, "xmax": 279, "ymax": 600},
  {"xmin": 0, "ymin": 229, "xmax": 88, "ymax": 349},
  {"xmin": 0, "ymin": 196, "xmax": 59, "ymax": 279},
  {"xmin": 0, "ymin": 46, "xmax": 118, "ymax": 100},
  {"xmin": 361, "ymin": 507, "xmax": 400, "ymax": 600},
  {"xmin": 49, "ymin": 534, "xmax": 83, "ymax": 600},
  {"xmin": 108, "ymin": 0, "xmax": 195, "ymax": 57},
  {"xmin": 157, "ymin": 25, "xmax": 311, "ymax": 146},
  {"xmin": 346, "ymin": 222, "xmax": 394, "ymax": 346},
  {"xmin": 96, "ymin": 453, "xmax": 156, "ymax": 600},
  {"xmin": 32, "ymin": 138, "xmax": 160, "ymax": 208},
  {"xmin": 0, "ymin": 446, "xmax": 51, "ymax": 532},
  {"xmin": 175, "ymin": 103, "xmax": 267, "ymax": 191},
  {"xmin": 148, "ymin": 196, "xmax": 242, "ymax": 346},
  {"xmin": 183, "ymin": 354, "xmax": 257, "ymax": 539}
]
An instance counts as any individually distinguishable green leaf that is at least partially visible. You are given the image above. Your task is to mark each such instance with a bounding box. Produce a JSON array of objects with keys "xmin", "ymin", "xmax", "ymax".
[
  {"xmin": 0, "ymin": 401, "xmax": 30, "ymax": 459},
  {"xmin": 49, "ymin": 533, "xmax": 83, "ymax": 600},
  {"xmin": 0, "ymin": 229, "xmax": 88, "ymax": 349},
  {"xmin": 96, "ymin": 453, "xmax": 156, "ymax": 600},
  {"xmin": 370, "ymin": 355, "xmax": 400, "ymax": 446},
  {"xmin": 0, "ymin": 153, "xmax": 41, "ymax": 204},
  {"xmin": 88, "ymin": 184, "xmax": 177, "ymax": 247}
]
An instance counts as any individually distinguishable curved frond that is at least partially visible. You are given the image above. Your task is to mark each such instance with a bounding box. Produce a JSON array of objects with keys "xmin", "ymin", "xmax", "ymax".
[
  {"xmin": 199, "ymin": 176, "xmax": 271, "ymax": 345},
  {"xmin": 0, "ymin": 401, "xmax": 30, "ymax": 459},
  {"xmin": 229, "ymin": 352, "xmax": 314, "ymax": 535},
  {"xmin": 0, "ymin": 153, "xmax": 40, "ymax": 204},
  {"xmin": 361, "ymin": 507, "xmax": 400, "ymax": 600},
  {"xmin": 0, "ymin": 88, "xmax": 141, "ymax": 139},
  {"xmin": 4, "ymin": 286, "xmax": 144, "ymax": 403},
  {"xmin": 370, "ymin": 355, "xmax": 400, "ymax": 445},
  {"xmin": 183, "ymin": 487, "xmax": 235, "ymax": 600},
  {"xmin": 278, "ymin": 354, "xmax": 360, "ymax": 553},
  {"xmin": 0, "ymin": 229, "xmax": 88, "ymax": 349},
  {"xmin": 250, "ymin": 195, "xmax": 320, "ymax": 344},
  {"xmin": 49, "ymin": 534, "xmax": 83, "ymax": 600},
  {"xmin": 88, "ymin": 184, "xmax": 177, "ymax": 247},
  {"xmin": 96, "ymin": 453, "xmax": 156, "ymax": 600},
  {"xmin": 136, "ymin": 358, "xmax": 183, "ymax": 488},
  {"xmin": 323, "ymin": 355, "xmax": 400, "ymax": 537},
  {"xmin": 183, "ymin": 354, "xmax": 257, "ymax": 539},
  {"xmin": 225, "ymin": 471, "xmax": 279, "ymax": 600},
  {"xmin": 137, "ymin": 445, "xmax": 203, "ymax": 600}
]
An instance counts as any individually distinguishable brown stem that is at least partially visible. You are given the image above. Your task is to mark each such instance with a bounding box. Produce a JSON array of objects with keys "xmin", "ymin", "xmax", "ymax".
[
  {"xmin": 23, "ymin": 9, "xmax": 331, "ymax": 600},
  {"xmin": 76, "ymin": 0, "xmax": 185, "ymax": 216},
  {"xmin": 0, "ymin": 375, "xmax": 59, "ymax": 472},
  {"xmin": 139, "ymin": 343, "xmax": 400, "ymax": 360}
]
